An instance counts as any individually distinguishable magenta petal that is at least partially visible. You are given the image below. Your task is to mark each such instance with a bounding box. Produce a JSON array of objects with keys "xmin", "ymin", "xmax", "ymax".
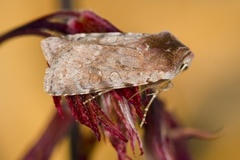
[
  {"xmin": 101, "ymin": 93, "xmax": 129, "ymax": 159},
  {"xmin": 66, "ymin": 10, "xmax": 120, "ymax": 33},
  {"xmin": 102, "ymin": 91, "xmax": 143, "ymax": 159},
  {"xmin": 118, "ymin": 97, "xmax": 143, "ymax": 155},
  {"xmin": 144, "ymin": 98, "xmax": 192, "ymax": 160},
  {"xmin": 52, "ymin": 96, "xmax": 64, "ymax": 118},
  {"xmin": 144, "ymin": 99, "xmax": 174, "ymax": 160},
  {"xmin": 0, "ymin": 10, "xmax": 120, "ymax": 43},
  {"xmin": 115, "ymin": 87, "xmax": 143, "ymax": 120},
  {"xmin": 70, "ymin": 123, "xmax": 97, "ymax": 160},
  {"xmin": 65, "ymin": 96, "xmax": 101, "ymax": 141},
  {"xmin": 169, "ymin": 127, "xmax": 220, "ymax": 141},
  {"xmin": 65, "ymin": 95, "xmax": 127, "ymax": 142},
  {"xmin": 23, "ymin": 110, "xmax": 74, "ymax": 160},
  {"xmin": 89, "ymin": 100, "xmax": 128, "ymax": 142},
  {"xmin": 109, "ymin": 137, "xmax": 131, "ymax": 160}
]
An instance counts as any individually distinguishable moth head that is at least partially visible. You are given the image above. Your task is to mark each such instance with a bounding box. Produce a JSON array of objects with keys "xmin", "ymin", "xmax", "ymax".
[
  {"xmin": 177, "ymin": 47, "xmax": 194, "ymax": 75},
  {"xmin": 143, "ymin": 31, "xmax": 194, "ymax": 78},
  {"xmin": 157, "ymin": 32, "xmax": 194, "ymax": 75}
]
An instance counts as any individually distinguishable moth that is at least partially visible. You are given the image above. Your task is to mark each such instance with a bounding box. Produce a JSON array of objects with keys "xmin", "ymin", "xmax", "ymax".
[{"xmin": 41, "ymin": 31, "xmax": 194, "ymax": 126}]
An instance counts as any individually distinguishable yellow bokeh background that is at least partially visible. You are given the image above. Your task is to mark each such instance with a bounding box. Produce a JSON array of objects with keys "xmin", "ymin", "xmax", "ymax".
[{"xmin": 1, "ymin": 0, "xmax": 240, "ymax": 159}]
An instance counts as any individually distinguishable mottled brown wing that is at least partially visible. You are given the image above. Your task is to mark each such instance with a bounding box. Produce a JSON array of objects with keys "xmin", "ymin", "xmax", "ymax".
[{"xmin": 42, "ymin": 33, "xmax": 157, "ymax": 95}]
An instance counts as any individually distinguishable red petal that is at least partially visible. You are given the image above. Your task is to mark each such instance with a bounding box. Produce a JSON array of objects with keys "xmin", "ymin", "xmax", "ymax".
[
  {"xmin": 109, "ymin": 137, "xmax": 131, "ymax": 160},
  {"xmin": 144, "ymin": 98, "xmax": 192, "ymax": 160},
  {"xmin": 119, "ymin": 98, "xmax": 144, "ymax": 155},
  {"xmin": 65, "ymin": 95, "xmax": 101, "ymax": 141},
  {"xmin": 23, "ymin": 110, "xmax": 74, "ymax": 159},
  {"xmin": 102, "ymin": 91, "xmax": 143, "ymax": 159},
  {"xmin": 66, "ymin": 10, "xmax": 120, "ymax": 33},
  {"xmin": 89, "ymin": 100, "xmax": 128, "ymax": 142},
  {"xmin": 52, "ymin": 96, "xmax": 64, "ymax": 118},
  {"xmin": 115, "ymin": 87, "xmax": 143, "ymax": 120}
]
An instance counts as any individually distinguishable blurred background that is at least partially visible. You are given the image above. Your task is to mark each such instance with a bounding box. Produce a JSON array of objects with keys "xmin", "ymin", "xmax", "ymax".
[{"xmin": 0, "ymin": 0, "xmax": 240, "ymax": 159}]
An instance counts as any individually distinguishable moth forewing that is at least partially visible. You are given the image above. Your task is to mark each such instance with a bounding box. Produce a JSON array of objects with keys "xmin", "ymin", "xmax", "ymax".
[{"xmin": 41, "ymin": 37, "xmax": 72, "ymax": 66}]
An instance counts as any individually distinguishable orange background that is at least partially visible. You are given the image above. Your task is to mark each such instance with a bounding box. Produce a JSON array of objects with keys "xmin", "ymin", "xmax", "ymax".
[{"xmin": 0, "ymin": 0, "xmax": 240, "ymax": 159}]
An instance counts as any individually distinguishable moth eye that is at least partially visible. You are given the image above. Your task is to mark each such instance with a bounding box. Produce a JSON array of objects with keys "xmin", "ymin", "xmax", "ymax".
[{"xmin": 180, "ymin": 63, "xmax": 189, "ymax": 72}]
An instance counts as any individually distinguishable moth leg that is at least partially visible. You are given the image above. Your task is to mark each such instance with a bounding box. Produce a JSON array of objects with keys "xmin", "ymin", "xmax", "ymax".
[
  {"xmin": 140, "ymin": 80, "xmax": 172, "ymax": 127},
  {"xmin": 140, "ymin": 90, "xmax": 159, "ymax": 127},
  {"xmin": 83, "ymin": 89, "xmax": 112, "ymax": 105},
  {"xmin": 128, "ymin": 86, "xmax": 150, "ymax": 101},
  {"xmin": 128, "ymin": 88, "xmax": 147, "ymax": 100},
  {"xmin": 128, "ymin": 79, "xmax": 172, "ymax": 104}
]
